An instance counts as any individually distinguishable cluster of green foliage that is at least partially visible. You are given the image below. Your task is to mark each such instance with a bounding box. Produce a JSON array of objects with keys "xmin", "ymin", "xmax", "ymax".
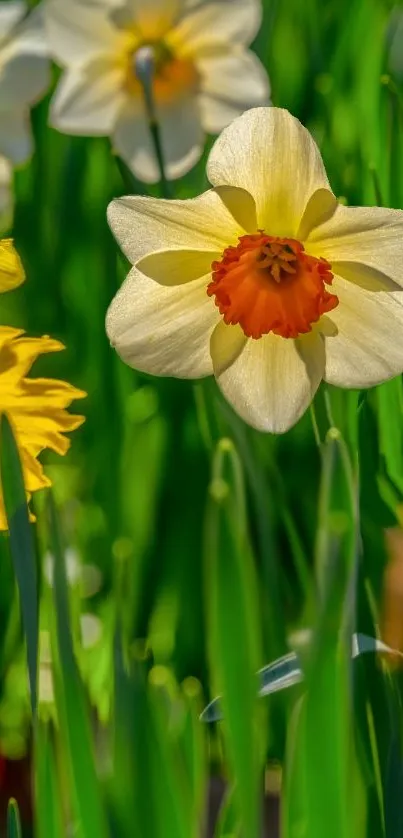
[{"xmin": 1, "ymin": 0, "xmax": 403, "ymax": 836}]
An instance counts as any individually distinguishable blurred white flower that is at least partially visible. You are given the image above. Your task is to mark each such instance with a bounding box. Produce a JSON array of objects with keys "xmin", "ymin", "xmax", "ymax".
[
  {"xmin": 0, "ymin": 1, "xmax": 50, "ymax": 164},
  {"xmin": 80, "ymin": 613, "xmax": 103, "ymax": 648},
  {"xmin": 45, "ymin": 0, "xmax": 270, "ymax": 183},
  {"xmin": 0, "ymin": 155, "xmax": 13, "ymax": 230},
  {"xmin": 44, "ymin": 546, "xmax": 103, "ymax": 597}
]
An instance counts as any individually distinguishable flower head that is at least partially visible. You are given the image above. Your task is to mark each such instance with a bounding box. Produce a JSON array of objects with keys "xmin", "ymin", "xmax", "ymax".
[
  {"xmin": 0, "ymin": 1, "xmax": 50, "ymax": 165},
  {"xmin": 45, "ymin": 0, "xmax": 269, "ymax": 183},
  {"xmin": 0, "ymin": 329, "xmax": 85, "ymax": 529},
  {"xmin": 106, "ymin": 107, "xmax": 403, "ymax": 434}
]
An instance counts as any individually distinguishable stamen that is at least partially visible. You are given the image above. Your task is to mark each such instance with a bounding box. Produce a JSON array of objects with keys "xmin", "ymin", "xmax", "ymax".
[{"xmin": 207, "ymin": 233, "xmax": 339, "ymax": 340}]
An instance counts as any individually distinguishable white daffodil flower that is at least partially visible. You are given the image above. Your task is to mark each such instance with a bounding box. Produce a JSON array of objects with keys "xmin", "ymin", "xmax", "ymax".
[
  {"xmin": 0, "ymin": 1, "xmax": 49, "ymax": 164},
  {"xmin": 45, "ymin": 0, "xmax": 270, "ymax": 183},
  {"xmin": 106, "ymin": 107, "xmax": 403, "ymax": 434}
]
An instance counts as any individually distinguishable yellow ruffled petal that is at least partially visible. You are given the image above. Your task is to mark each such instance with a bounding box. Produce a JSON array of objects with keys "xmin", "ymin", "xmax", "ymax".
[
  {"xmin": 0, "ymin": 330, "xmax": 86, "ymax": 530},
  {"xmin": 0, "ymin": 239, "xmax": 25, "ymax": 293}
]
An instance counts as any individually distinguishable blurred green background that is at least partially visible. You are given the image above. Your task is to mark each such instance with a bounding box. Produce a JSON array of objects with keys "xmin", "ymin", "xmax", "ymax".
[{"xmin": 1, "ymin": 0, "xmax": 403, "ymax": 836}]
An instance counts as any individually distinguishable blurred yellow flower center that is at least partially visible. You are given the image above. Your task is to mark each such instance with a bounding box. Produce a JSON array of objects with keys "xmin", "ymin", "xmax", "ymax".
[
  {"xmin": 126, "ymin": 42, "xmax": 199, "ymax": 105},
  {"xmin": 207, "ymin": 233, "xmax": 339, "ymax": 339}
]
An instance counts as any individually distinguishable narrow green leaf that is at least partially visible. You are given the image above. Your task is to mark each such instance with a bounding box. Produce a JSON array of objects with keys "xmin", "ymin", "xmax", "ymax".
[
  {"xmin": 7, "ymin": 799, "xmax": 22, "ymax": 838},
  {"xmin": 34, "ymin": 721, "xmax": 65, "ymax": 838},
  {"xmin": 47, "ymin": 492, "xmax": 108, "ymax": 838},
  {"xmin": 204, "ymin": 437, "xmax": 265, "ymax": 838},
  {"xmin": 283, "ymin": 427, "xmax": 365, "ymax": 838},
  {"xmin": 0, "ymin": 413, "xmax": 38, "ymax": 714}
]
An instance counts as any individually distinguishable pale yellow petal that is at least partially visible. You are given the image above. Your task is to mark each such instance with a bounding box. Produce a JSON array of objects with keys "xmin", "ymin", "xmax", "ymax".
[
  {"xmin": 113, "ymin": 95, "xmax": 203, "ymax": 183},
  {"xmin": 0, "ymin": 2, "xmax": 26, "ymax": 38},
  {"xmin": 210, "ymin": 320, "xmax": 247, "ymax": 376},
  {"xmin": 117, "ymin": 0, "xmax": 182, "ymax": 39},
  {"xmin": 0, "ymin": 6, "xmax": 50, "ymax": 108},
  {"xmin": 214, "ymin": 330, "xmax": 325, "ymax": 433},
  {"xmin": 0, "ymin": 109, "xmax": 31, "ymax": 164},
  {"xmin": 44, "ymin": 0, "xmax": 127, "ymax": 66},
  {"xmin": 106, "ymin": 267, "xmax": 219, "ymax": 377},
  {"xmin": 0, "ymin": 239, "xmax": 25, "ymax": 292},
  {"xmin": 322, "ymin": 274, "xmax": 403, "ymax": 388},
  {"xmin": 167, "ymin": 0, "xmax": 262, "ymax": 57},
  {"xmin": 136, "ymin": 187, "xmax": 257, "ymax": 284},
  {"xmin": 207, "ymin": 107, "xmax": 332, "ymax": 238},
  {"xmin": 305, "ymin": 203, "xmax": 403, "ymax": 290},
  {"xmin": 50, "ymin": 58, "xmax": 126, "ymax": 135},
  {"xmin": 107, "ymin": 188, "xmax": 243, "ymax": 266},
  {"xmin": 137, "ymin": 250, "xmax": 220, "ymax": 285},
  {"xmin": 198, "ymin": 50, "xmax": 270, "ymax": 134}
]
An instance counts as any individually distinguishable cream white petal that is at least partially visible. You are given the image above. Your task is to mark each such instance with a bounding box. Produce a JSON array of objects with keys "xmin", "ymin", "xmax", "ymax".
[
  {"xmin": 0, "ymin": 155, "xmax": 13, "ymax": 232},
  {"xmin": 0, "ymin": 1, "xmax": 26, "ymax": 37},
  {"xmin": 113, "ymin": 0, "xmax": 183, "ymax": 38},
  {"xmin": 213, "ymin": 329, "xmax": 325, "ymax": 433},
  {"xmin": 44, "ymin": 0, "xmax": 128, "ymax": 67},
  {"xmin": 107, "ymin": 186, "xmax": 243, "ymax": 265},
  {"xmin": 106, "ymin": 267, "xmax": 219, "ymax": 377},
  {"xmin": 0, "ymin": 7, "xmax": 49, "ymax": 107},
  {"xmin": 305, "ymin": 203, "xmax": 403, "ymax": 289},
  {"xmin": 134, "ymin": 186, "xmax": 257, "ymax": 283},
  {"xmin": 113, "ymin": 101, "xmax": 159, "ymax": 184},
  {"xmin": 3, "ymin": 4, "xmax": 48, "ymax": 56},
  {"xmin": 210, "ymin": 320, "xmax": 247, "ymax": 376},
  {"xmin": 157, "ymin": 95, "xmax": 204, "ymax": 181},
  {"xmin": 323, "ymin": 274, "xmax": 403, "ymax": 388},
  {"xmin": 0, "ymin": 108, "xmax": 31, "ymax": 163},
  {"xmin": 50, "ymin": 59, "xmax": 126, "ymax": 135},
  {"xmin": 113, "ymin": 95, "xmax": 203, "ymax": 184},
  {"xmin": 167, "ymin": 0, "xmax": 262, "ymax": 57},
  {"xmin": 198, "ymin": 50, "xmax": 270, "ymax": 134},
  {"xmin": 207, "ymin": 107, "xmax": 332, "ymax": 238}
]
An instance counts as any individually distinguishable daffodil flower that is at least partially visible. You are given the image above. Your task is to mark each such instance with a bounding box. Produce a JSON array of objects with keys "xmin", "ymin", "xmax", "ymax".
[
  {"xmin": 0, "ymin": 1, "xmax": 49, "ymax": 164},
  {"xmin": 106, "ymin": 107, "xmax": 403, "ymax": 434},
  {"xmin": 0, "ymin": 329, "xmax": 85, "ymax": 529},
  {"xmin": 45, "ymin": 0, "xmax": 269, "ymax": 183}
]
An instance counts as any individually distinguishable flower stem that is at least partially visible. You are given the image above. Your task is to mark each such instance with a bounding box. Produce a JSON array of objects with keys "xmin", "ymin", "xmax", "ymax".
[{"xmin": 135, "ymin": 46, "xmax": 170, "ymax": 199}]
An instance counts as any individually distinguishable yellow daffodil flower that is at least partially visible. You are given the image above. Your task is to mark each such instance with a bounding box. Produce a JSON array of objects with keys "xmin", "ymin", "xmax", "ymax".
[
  {"xmin": 45, "ymin": 0, "xmax": 269, "ymax": 183},
  {"xmin": 106, "ymin": 107, "xmax": 403, "ymax": 433},
  {"xmin": 0, "ymin": 328, "xmax": 85, "ymax": 529},
  {"xmin": 0, "ymin": 2, "xmax": 50, "ymax": 164},
  {"xmin": 0, "ymin": 238, "xmax": 24, "ymax": 291}
]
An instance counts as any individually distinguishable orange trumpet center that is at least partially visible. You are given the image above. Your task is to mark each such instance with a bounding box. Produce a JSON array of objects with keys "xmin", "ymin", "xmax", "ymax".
[{"xmin": 207, "ymin": 232, "xmax": 339, "ymax": 340}]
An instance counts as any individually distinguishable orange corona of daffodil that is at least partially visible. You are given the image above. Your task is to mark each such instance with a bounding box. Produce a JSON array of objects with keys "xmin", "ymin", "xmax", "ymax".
[
  {"xmin": 106, "ymin": 107, "xmax": 403, "ymax": 434},
  {"xmin": 0, "ymin": 328, "xmax": 85, "ymax": 529}
]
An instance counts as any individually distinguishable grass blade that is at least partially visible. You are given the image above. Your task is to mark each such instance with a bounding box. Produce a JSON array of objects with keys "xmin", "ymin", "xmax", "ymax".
[
  {"xmin": 204, "ymin": 437, "xmax": 265, "ymax": 838},
  {"xmin": 0, "ymin": 413, "xmax": 38, "ymax": 714}
]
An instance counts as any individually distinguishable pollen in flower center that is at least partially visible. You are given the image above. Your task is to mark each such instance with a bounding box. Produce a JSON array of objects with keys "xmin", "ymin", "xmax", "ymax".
[{"xmin": 207, "ymin": 232, "xmax": 339, "ymax": 340}]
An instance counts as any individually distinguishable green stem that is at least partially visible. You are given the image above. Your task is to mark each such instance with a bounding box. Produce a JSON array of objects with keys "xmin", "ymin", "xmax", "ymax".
[{"xmin": 135, "ymin": 46, "xmax": 170, "ymax": 199}]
